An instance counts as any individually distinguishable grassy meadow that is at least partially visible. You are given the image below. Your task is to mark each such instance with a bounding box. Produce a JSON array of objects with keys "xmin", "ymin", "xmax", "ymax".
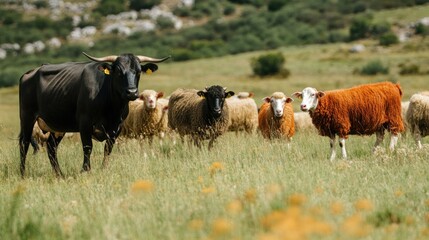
[{"xmin": 1, "ymin": 38, "xmax": 429, "ymax": 240}]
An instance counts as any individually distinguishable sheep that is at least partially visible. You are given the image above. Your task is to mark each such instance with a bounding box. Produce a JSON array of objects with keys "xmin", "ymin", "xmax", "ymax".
[
  {"xmin": 401, "ymin": 101, "xmax": 410, "ymax": 136},
  {"xmin": 292, "ymin": 82, "xmax": 404, "ymax": 161},
  {"xmin": 406, "ymin": 91, "xmax": 429, "ymax": 149},
  {"xmin": 294, "ymin": 112, "xmax": 316, "ymax": 132},
  {"xmin": 226, "ymin": 92, "xmax": 258, "ymax": 134},
  {"xmin": 168, "ymin": 85, "xmax": 234, "ymax": 150},
  {"xmin": 122, "ymin": 90, "xmax": 168, "ymax": 143},
  {"xmin": 258, "ymin": 92, "xmax": 295, "ymax": 142}
]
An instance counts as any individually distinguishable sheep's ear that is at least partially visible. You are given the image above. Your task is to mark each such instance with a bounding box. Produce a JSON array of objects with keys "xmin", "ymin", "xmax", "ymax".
[
  {"xmin": 248, "ymin": 92, "xmax": 254, "ymax": 98},
  {"xmin": 291, "ymin": 92, "xmax": 302, "ymax": 99},
  {"xmin": 157, "ymin": 91, "xmax": 164, "ymax": 98},
  {"xmin": 285, "ymin": 97, "xmax": 293, "ymax": 103},
  {"xmin": 225, "ymin": 91, "xmax": 234, "ymax": 98},
  {"xmin": 197, "ymin": 91, "xmax": 206, "ymax": 98},
  {"xmin": 317, "ymin": 91, "xmax": 325, "ymax": 98},
  {"xmin": 263, "ymin": 97, "xmax": 271, "ymax": 103},
  {"xmin": 138, "ymin": 93, "xmax": 145, "ymax": 100}
]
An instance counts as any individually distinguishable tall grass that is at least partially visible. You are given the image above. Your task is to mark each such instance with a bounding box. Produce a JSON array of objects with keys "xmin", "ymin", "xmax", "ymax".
[{"xmin": 1, "ymin": 40, "xmax": 429, "ymax": 239}]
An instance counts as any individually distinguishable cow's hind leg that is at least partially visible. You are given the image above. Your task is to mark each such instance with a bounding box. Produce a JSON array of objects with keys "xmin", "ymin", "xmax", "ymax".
[
  {"xmin": 19, "ymin": 117, "xmax": 35, "ymax": 177},
  {"xmin": 46, "ymin": 134, "xmax": 64, "ymax": 178},
  {"xmin": 102, "ymin": 138, "xmax": 115, "ymax": 168}
]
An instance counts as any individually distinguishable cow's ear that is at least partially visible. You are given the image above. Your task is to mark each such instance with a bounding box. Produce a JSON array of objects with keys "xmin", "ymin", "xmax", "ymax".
[
  {"xmin": 98, "ymin": 63, "xmax": 112, "ymax": 75},
  {"xmin": 225, "ymin": 91, "xmax": 234, "ymax": 98},
  {"xmin": 197, "ymin": 91, "xmax": 206, "ymax": 98},
  {"xmin": 317, "ymin": 91, "xmax": 325, "ymax": 98},
  {"xmin": 141, "ymin": 63, "xmax": 158, "ymax": 74},
  {"xmin": 285, "ymin": 97, "xmax": 293, "ymax": 103},
  {"xmin": 291, "ymin": 92, "xmax": 302, "ymax": 99}
]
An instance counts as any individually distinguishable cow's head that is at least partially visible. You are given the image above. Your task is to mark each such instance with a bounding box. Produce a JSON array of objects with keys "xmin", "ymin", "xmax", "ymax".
[
  {"xmin": 197, "ymin": 85, "xmax": 234, "ymax": 118},
  {"xmin": 292, "ymin": 87, "xmax": 325, "ymax": 112},
  {"xmin": 83, "ymin": 52, "xmax": 170, "ymax": 101},
  {"xmin": 138, "ymin": 90, "xmax": 164, "ymax": 109},
  {"xmin": 263, "ymin": 92, "xmax": 293, "ymax": 118}
]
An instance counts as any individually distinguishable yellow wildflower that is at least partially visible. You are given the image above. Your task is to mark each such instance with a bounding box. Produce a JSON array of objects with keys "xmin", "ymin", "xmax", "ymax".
[
  {"xmin": 331, "ymin": 201, "xmax": 344, "ymax": 215},
  {"xmin": 244, "ymin": 188, "xmax": 257, "ymax": 203},
  {"xmin": 209, "ymin": 161, "xmax": 224, "ymax": 176},
  {"xmin": 226, "ymin": 199, "xmax": 243, "ymax": 214},
  {"xmin": 288, "ymin": 193, "xmax": 307, "ymax": 207},
  {"xmin": 394, "ymin": 189, "xmax": 403, "ymax": 197},
  {"xmin": 211, "ymin": 218, "xmax": 233, "ymax": 237},
  {"xmin": 202, "ymin": 186, "xmax": 216, "ymax": 194},
  {"xmin": 341, "ymin": 213, "xmax": 373, "ymax": 237},
  {"xmin": 354, "ymin": 198, "xmax": 373, "ymax": 212},
  {"xmin": 131, "ymin": 180, "xmax": 154, "ymax": 193}
]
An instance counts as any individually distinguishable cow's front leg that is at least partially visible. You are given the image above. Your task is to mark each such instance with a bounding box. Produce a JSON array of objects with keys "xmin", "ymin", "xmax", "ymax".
[
  {"xmin": 102, "ymin": 138, "xmax": 115, "ymax": 168},
  {"xmin": 46, "ymin": 134, "xmax": 64, "ymax": 178},
  {"xmin": 80, "ymin": 131, "xmax": 93, "ymax": 172}
]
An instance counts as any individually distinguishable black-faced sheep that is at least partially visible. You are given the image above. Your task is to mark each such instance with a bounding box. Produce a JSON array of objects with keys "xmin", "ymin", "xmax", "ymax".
[
  {"xmin": 122, "ymin": 90, "xmax": 168, "ymax": 143},
  {"xmin": 168, "ymin": 85, "xmax": 234, "ymax": 150},
  {"xmin": 406, "ymin": 91, "xmax": 429, "ymax": 149},
  {"xmin": 226, "ymin": 92, "xmax": 258, "ymax": 134}
]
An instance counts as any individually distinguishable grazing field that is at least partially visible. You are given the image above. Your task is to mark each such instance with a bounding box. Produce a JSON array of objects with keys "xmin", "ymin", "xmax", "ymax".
[{"xmin": 1, "ymin": 39, "xmax": 429, "ymax": 239}]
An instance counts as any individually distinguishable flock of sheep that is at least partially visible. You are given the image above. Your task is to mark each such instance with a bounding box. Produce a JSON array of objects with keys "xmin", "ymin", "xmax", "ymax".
[{"xmin": 32, "ymin": 82, "xmax": 429, "ymax": 160}]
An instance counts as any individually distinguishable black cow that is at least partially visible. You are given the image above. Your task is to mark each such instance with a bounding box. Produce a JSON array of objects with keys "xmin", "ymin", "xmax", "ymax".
[{"xmin": 19, "ymin": 52, "xmax": 170, "ymax": 177}]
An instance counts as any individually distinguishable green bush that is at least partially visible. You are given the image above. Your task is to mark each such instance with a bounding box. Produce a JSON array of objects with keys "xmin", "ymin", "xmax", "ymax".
[
  {"xmin": 0, "ymin": 69, "xmax": 22, "ymax": 88},
  {"xmin": 349, "ymin": 18, "xmax": 371, "ymax": 41},
  {"xmin": 94, "ymin": 0, "xmax": 127, "ymax": 16},
  {"xmin": 399, "ymin": 63, "xmax": 420, "ymax": 75},
  {"xmin": 359, "ymin": 60, "xmax": 389, "ymax": 75},
  {"xmin": 415, "ymin": 22, "xmax": 429, "ymax": 37},
  {"xmin": 268, "ymin": 0, "xmax": 287, "ymax": 11},
  {"xmin": 223, "ymin": 4, "xmax": 236, "ymax": 15},
  {"xmin": 370, "ymin": 22, "xmax": 391, "ymax": 37},
  {"xmin": 379, "ymin": 32, "xmax": 398, "ymax": 46},
  {"xmin": 156, "ymin": 16, "xmax": 175, "ymax": 30},
  {"xmin": 251, "ymin": 52, "xmax": 289, "ymax": 77},
  {"xmin": 129, "ymin": 0, "xmax": 161, "ymax": 11}
]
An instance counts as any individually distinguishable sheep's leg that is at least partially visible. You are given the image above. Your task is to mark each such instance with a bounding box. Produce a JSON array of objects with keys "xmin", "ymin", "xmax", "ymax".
[
  {"xmin": 389, "ymin": 133, "xmax": 399, "ymax": 151},
  {"xmin": 329, "ymin": 136, "xmax": 336, "ymax": 162},
  {"xmin": 339, "ymin": 138, "xmax": 347, "ymax": 160},
  {"xmin": 412, "ymin": 129, "xmax": 422, "ymax": 149},
  {"xmin": 373, "ymin": 130, "xmax": 385, "ymax": 152}
]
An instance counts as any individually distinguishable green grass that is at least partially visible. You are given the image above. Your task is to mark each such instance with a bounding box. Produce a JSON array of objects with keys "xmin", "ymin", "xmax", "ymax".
[{"xmin": 1, "ymin": 39, "xmax": 429, "ymax": 239}]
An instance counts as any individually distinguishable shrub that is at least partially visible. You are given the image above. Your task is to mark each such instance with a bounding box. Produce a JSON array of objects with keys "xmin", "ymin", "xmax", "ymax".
[
  {"xmin": 0, "ymin": 68, "xmax": 22, "ymax": 88},
  {"xmin": 379, "ymin": 32, "xmax": 398, "ymax": 46},
  {"xmin": 268, "ymin": 0, "xmax": 287, "ymax": 11},
  {"xmin": 94, "ymin": 0, "xmax": 127, "ymax": 16},
  {"xmin": 129, "ymin": 0, "xmax": 161, "ymax": 10},
  {"xmin": 223, "ymin": 4, "xmax": 236, "ymax": 15},
  {"xmin": 251, "ymin": 52, "xmax": 289, "ymax": 77},
  {"xmin": 415, "ymin": 22, "xmax": 429, "ymax": 37},
  {"xmin": 156, "ymin": 16, "xmax": 175, "ymax": 30},
  {"xmin": 349, "ymin": 18, "xmax": 371, "ymax": 41},
  {"xmin": 359, "ymin": 60, "xmax": 389, "ymax": 75},
  {"xmin": 399, "ymin": 63, "xmax": 420, "ymax": 75},
  {"xmin": 370, "ymin": 22, "xmax": 391, "ymax": 37}
]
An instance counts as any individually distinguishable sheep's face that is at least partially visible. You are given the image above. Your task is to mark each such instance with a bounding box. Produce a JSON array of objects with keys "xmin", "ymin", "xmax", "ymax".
[
  {"xmin": 140, "ymin": 91, "xmax": 164, "ymax": 109},
  {"xmin": 198, "ymin": 86, "xmax": 234, "ymax": 117},
  {"xmin": 264, "ymin": 95, "xmax": 293, "ymax": 118},
  {"xmin": 292, "ymin": 87, "xmax": 325, "ymax": 112}
]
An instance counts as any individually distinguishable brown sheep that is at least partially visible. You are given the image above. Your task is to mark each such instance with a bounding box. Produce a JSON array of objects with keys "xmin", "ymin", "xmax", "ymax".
[
  {"xmin": 293, "ymin": 82, "xmax": 404, "ymax": 161},
  {"xmin": 258, "ymin": 92, "xmax": 295, "ymax": 142}
]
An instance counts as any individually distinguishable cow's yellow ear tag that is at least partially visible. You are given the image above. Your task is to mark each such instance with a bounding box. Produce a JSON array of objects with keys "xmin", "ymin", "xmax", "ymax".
[
  {"xmin": 104, "ymin": 68, "xmax": 110, "ymax": 75},
  {"xmin": 146, "ymin": 69, "xmax": 152, "ymax": 74}
]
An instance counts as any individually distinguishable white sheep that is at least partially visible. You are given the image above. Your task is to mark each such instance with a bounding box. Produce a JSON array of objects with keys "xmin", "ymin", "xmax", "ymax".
[
  {"xmin": 406, "ymin": 92, "xmax": 429, "ymax": 149},
  {"xmin": 293, "ymin": 112, "xmax": 316, "ymax": 132},
  {"xmin": 401, "ymin": 101, "xmax": 410, "ymax": 136},
  {"xmin": 226, "ymin": 92, "xmax": 258, "ymax": 134},
  {"xmin": 122, "ymin": 90, "xmax": 168, "ymax": 143}
]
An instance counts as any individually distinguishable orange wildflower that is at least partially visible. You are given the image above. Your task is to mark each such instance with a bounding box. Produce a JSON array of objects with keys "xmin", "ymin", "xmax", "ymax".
[
  {"xmin": 354, "ymin": 198, "xmax": 373, "ymax": 212},
  {"xmin": 131, "ymin": 180, "xmax": 154, "ymax": 193}
]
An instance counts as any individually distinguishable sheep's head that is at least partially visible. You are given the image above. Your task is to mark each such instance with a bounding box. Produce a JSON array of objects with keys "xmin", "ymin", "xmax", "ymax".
[
  {"xmin": 139, "ymin": 90, "xmax": 164, "ymax": 109},
  {"xmin": 263, "ymin": 92, "xmax": 293, "ymax": 118},
  {"xmin": 198, "ymin": 85, "xmax": 234, "ymax": 117},
  {"xmin": 292, "ymin": 87, "xmax": 325, "ymax": 112}
]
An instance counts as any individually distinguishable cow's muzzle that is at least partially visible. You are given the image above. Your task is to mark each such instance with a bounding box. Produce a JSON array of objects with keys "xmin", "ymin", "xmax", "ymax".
[{"xmin": 126, "ymin": 89, "xmax": 138, "ymax": 100}]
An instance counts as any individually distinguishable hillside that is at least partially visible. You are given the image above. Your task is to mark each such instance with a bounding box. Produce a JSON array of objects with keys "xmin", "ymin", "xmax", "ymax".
[{"xmin": 0, "ymin": 0, "xmax": 429, "ymax": 87}]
